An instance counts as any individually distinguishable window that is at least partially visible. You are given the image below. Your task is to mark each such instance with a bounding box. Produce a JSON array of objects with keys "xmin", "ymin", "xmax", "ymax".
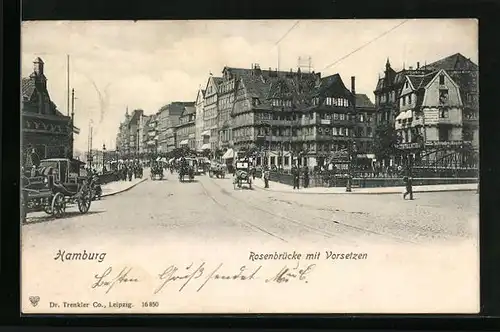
[
  {"xmin": 408, "ymin": 94, "xmax": 412, "ymax": 104},
  {"xmin": 439, "ymin": 74, "xmax": 445, "ymax": 85},
  {"xmin": 359, "ymin": 114, "xmax": 364, "ymax": 122},
  {"xmin": 438, "ymin": 125, "xmax": 449, "ymax": 141},
  {"xmin": 402, "ymin": 96, "xmax": 406, "ymax": 106},
  {"xmin": 439, "ymin": 89, "xmax": 449, "ymax": 105},
  {"xmin": 405, "ymin": 81, "xmax": 409, "ymax": 88},
  {"xmin": 367, "ymin": 127, "xmax": 373, "ymax": 137},
  {"xmin": 439, "ymin": 109, "xmax": 449, "ymax": 118}
]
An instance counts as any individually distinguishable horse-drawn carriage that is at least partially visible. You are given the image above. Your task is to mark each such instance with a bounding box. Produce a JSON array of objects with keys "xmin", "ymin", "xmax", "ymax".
[
  {"xmin": 150, "ymin": 163, "xmax": 164, "ymax": 180},
  {"xmin": 21, "ymin": 158, "xmax": 92, "ymax": 223},
  {"xmin": 179, "ymin": 157, "xmax": 196, "ymax": 182},
  {"xmin": 233, "ymin": 159, "xmax": 253, "ymax": 189},
  {"xmin": 208, "ymin": 162, "xmax": 226, "ymax": 179}
]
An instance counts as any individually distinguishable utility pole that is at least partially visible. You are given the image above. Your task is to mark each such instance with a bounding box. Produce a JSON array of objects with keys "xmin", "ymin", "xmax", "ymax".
[
  {"xmin": 66, "ymin": 54, "xmax": 70, "ymax": 116},
  {"xmin": 70, "ymin": 88, "xmax": 75, "ymax": 158}
]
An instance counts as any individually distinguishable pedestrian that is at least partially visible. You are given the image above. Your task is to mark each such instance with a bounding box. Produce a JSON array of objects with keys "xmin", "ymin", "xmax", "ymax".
[
  {"xmin": 303, "ymin": 167, "xmax": 309, "ymax": 188},
  {"xmin": 263, "ymin": 166, "xmax": 270, "ymax": 188},
  {"xmin": 403, "ymin": 175, "xmax": 413, "ymax": 200},
  {"xmin": 292, "ymin": 165, "xmax": 300, "ymax": 189}
]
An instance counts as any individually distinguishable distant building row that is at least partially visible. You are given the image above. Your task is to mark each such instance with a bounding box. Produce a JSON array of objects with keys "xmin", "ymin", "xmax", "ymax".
[{"xmin": 115, "ymin": 53, "xmax": 478, "ymax": 170}]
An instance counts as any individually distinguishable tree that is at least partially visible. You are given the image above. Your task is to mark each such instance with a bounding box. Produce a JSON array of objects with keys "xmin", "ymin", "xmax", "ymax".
[{"xmin": 372, "ymin": 123, "xmax": 401, "ymax": 162}]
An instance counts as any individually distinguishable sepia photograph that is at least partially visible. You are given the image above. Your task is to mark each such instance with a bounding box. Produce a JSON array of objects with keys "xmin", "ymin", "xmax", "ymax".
[{"xmin": 20, "ymin": 19, "xmax": 479, "ymax": 314}]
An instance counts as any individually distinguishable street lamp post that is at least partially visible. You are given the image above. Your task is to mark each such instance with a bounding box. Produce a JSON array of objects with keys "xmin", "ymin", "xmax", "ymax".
[
  {"xmin": 346, "ymin": 76, "xmax": 357, "ymax": 192},
  {"xmin": 102, "ymin": 143, "xmax": 107, "ymax": 174}
]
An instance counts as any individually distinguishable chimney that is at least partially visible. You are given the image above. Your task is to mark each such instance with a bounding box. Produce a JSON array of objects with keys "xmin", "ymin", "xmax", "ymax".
[{"xmin": 417, "ymin": 62, "xmax": 420, "ymax": 69}]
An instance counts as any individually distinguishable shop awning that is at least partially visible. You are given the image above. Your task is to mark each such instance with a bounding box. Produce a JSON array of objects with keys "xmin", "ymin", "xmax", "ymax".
[
  {"xmin": 179, "ymin": 139, "xmax": 189, "ymax": 145},
  {"xmin": 396, "ymin": 110, "xmax": 413, "ymax": 120},
  {"xmin": 201, "ymin": 130, "xmax": 210, "ymax": 136},
  {"xmin": 222, "ymin": 148, "xmax": 235, "ymax": 159},
  {"xmin": 201, "ymin": 143, "xmax": 211, "ymax": 150}
]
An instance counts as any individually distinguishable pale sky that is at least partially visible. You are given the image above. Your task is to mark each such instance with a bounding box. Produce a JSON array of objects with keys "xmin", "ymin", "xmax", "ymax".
[{"xmin": 21, "ymin": 19, "xmax": 477, "ymax": 152}]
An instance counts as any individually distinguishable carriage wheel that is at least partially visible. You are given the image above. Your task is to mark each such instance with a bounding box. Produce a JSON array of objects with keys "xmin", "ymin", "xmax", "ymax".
[
  {"xmin": 51, "ymin": 192, "xmax": 66, "ymax": 218},
  {"xmin": 78, "ymin": 189, "xmax": 92, "ymax": 214}
]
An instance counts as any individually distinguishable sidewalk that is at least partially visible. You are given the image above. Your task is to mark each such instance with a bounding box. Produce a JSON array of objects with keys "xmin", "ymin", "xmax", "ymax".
[
  {"xmin": 101, "ymin": 177, "xmax": 147, "ymax": 197},
  {"xmin": 252, "ymin": 178, "xmax": 477, "ymax": 195}
]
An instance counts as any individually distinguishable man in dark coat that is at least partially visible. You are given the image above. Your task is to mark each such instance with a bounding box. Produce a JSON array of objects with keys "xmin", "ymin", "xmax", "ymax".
[
  {"xmin": 292, "ymin": 165, "xmax": 300, "ymax": 190},
  {"xmin": 303, "ymin": 167, "xmax": 310, "ymax": 188},
  {"xmin": 403, "ymin": 175, "xmax": 413, "ymax": 200}
]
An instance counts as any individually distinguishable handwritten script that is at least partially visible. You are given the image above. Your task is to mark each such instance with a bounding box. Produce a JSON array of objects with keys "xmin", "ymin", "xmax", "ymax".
[
  {"xmin": 153, "ymin": 262, "xmax": 316, "ymax": 294},
  {"xmin": 91, "ymin": 266, "xmax": 140, "ymax": 294}
]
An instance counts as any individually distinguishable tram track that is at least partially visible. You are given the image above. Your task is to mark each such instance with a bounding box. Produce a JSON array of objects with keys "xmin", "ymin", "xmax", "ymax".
[
  {"xmin": 198, "ymin": 179, "xmax": 289, "ymax": 243},
  {"xmin": 200, "ymin": 177, "xmax": 359, "ymax": 245},
  {"xmin": 208, "ymin": 177, "xmax": 418, "ymax": 245}
]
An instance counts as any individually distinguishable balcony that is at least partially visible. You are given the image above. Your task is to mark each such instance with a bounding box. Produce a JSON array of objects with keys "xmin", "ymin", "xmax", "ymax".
[{"xmin": 254, "ymin": 119, "xmax": 301, "ymax": 127}]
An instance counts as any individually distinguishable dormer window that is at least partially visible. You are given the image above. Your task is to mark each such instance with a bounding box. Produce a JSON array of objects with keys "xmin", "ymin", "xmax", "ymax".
[
  {"xmin": 405, "ymin": 81, "xmax": 409, "ymax": 88},
  {"xmin": 439, "ymin": 74, "xmax": 445, "ymax": 85}
]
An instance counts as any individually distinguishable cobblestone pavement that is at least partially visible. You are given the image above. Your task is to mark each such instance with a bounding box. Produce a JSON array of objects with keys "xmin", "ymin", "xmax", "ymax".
[{"xmin": 22, "ymin": 172, "xmax": 478, "ymax": 250}]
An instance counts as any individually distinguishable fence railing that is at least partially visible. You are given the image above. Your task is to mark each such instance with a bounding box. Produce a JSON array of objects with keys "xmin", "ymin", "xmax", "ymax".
[{"xmin": 256, "ymin": 169, "xmax": 478, "ymax": 188}]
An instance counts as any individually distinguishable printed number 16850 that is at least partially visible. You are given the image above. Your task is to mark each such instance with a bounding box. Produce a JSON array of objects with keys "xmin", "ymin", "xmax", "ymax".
[{"xmin": 141, "ymin": 302, "xmax": 160, "ymax": 308}]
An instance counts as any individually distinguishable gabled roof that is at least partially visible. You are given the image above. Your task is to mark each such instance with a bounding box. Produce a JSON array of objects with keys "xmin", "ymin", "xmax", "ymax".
[
  {"xmin": 355, "ymin": 94, "xmax": 375, "ymax": 108},
  {"xmin": 22, "ymin": 77, "xmax": 36, "ymax": 99},
  {"xmin": 212, "ymin": 77, "xmax": 223, "ymax": 86},
  {"xmin": 420, "ymin": 53, "xmax": 478, "ymax": 71},
  {"xmin": 314, "ymin": 74, "xmax": 353, "ymax": 100}
]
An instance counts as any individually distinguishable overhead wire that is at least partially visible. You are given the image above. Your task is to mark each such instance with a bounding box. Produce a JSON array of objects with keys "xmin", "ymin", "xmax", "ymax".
[{"xmin": 322, "ymin": 19, "xmax": 410, "ymax": 71}]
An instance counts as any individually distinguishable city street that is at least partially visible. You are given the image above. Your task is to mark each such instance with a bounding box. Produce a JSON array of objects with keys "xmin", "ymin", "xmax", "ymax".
[{"xmin": 22, "ymin": 171, "xmax": 478, "ymax": 249}]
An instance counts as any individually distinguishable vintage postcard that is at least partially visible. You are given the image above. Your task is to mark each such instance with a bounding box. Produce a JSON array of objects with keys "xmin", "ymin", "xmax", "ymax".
[{"xmin": 21, "ymin": 19, "xmax": 479, "ymax": 314}]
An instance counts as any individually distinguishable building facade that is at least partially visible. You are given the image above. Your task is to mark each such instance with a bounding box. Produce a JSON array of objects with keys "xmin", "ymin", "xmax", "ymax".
[
  {"xmin": 22, "ymin": 57, "xmax": 74, "ymax": 163},
  {"xmin": 375, "ymin": 53, "xmax": 479, "ymax": 174},
  {"xmin": 137, "ymin": 113, "xmax": 150, "ymax": 155},
  {"xmin": 194, "ymin": 88, "xmax": 206, "ymax": 151},
  {"xmin": 176, "ymin": 105, "xmax": 196, "ymax": 150},
  {"xmin": 217, "ymin": 68, "xmax": 238, "ymax": 150},
  {"xmin": 144, "ymin": 113, "xmax": 159, "ymax": 156},
  {"xmin": 203, "ymin": 76, "xmax": 222, "ymax": 151},
  {"xmin": 230, "ymin": 65, "xmax": 366, "ymax": 170}
]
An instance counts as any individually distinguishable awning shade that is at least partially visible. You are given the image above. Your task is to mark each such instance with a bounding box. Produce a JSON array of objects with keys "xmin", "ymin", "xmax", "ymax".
[
  {"xmin": 179, "ymin": 139, "xmax": 189, "ymax": 145},
  {"xmin": 201, "ymin": 130, "xmax": 210, "ymax": 136},
  {"xmin": 396, "ymin": 110, "xmax": 413, "ymax": 120},
  {"xmin": 222, "ymin": 148, "xmax": 235, "ymax": 159},
  {"xmin": 201, "ymin": 143, "xmax": 211, "ymax": 150}
]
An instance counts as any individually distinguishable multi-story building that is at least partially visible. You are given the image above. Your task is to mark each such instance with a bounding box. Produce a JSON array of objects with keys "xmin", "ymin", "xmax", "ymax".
[
  {"xmin": 217, "ymin": 68, "xmax": 238, "ymax": 150},
  {"xmin": 22, "ymin": 57, "xmax": 75, "ymax": 162},
  {"xmin": 156, "ymin": 105, "xmax": 170, "ymax": 153},
  {"xmin": 126, "ymin": 109, "xmax": 144, "ymax": 157},
  {"xmin": 353, "ymin": 94, "xmax": 377, "ymax": 163},
  {"xmin": 144, "ymin": 113, "xmax": 159, "ymax": 156},
  {"xmin": 375, "ymin": 53, "xmax": 478, "ymax": 173},
  {"xmin": 420, "ymin": 53, "xmax": 479, "ymax": 148},
  {"xmin": 137, "ymin": 113, "xmax": 150, "ymax": 155},
  {"xmin": 194, "ymin": 88, "xmax": 206, "ymax": 151},
  {"xmin": 203, "ymin": 75, "xmax": 223, "ymax": 151},
  {"xmin": 230, "ymin": 65, "xmax": 365, "ymax": 170},
  {"xmin": 176, "ymin": 105, "xmax": 196, "ymax": 150},
  {"xmin": 164, "ymin": 102, "xmax": 194, "ymax": 152}
]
